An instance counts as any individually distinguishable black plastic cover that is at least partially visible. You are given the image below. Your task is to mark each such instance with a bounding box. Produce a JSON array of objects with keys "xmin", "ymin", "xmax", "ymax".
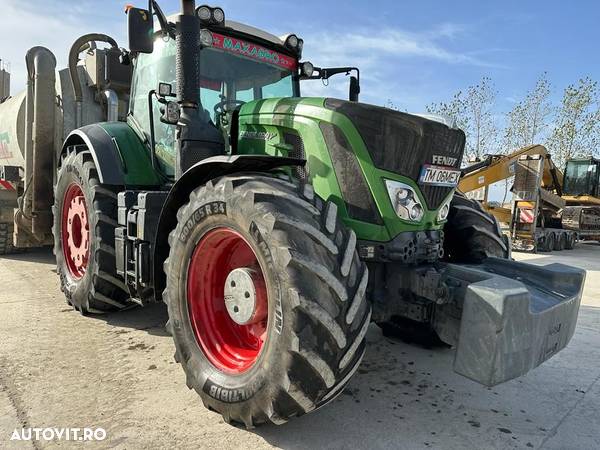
[{"xmin": 320, "ymin": 122, "xmax": 383, "ymax": 224}]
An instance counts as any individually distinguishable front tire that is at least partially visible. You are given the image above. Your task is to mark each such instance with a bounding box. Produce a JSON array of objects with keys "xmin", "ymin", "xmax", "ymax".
[
  {"xmin": 444, "ymin": 191, "xmax": 510, "ymax": 262},
  {"xmin": 164, "ymin": 175, "xmax": 370, "ymax": 427},
  {"xmin": 53, "ymin": 149, "xmax": 129, "ymax": 313}
]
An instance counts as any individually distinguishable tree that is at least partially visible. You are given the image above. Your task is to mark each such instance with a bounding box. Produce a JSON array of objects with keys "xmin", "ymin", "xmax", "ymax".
[
  {"xmin": 501, "ymin": 73, "xmax": 552, "ymax": 205},
  {"xmin": 547, "ymin": 77, "xmax": 600, "ymax": 169},
  {"xmin": 427, "ymin": 77, "xmax": 498, "ymax": 162},
  {"xmin": 426, "ymin": 91, "xmax": 467, "ymax": 130},
  {"xmin": 503, "ymin": 72, "xmax": 552, "ymax": 151}
]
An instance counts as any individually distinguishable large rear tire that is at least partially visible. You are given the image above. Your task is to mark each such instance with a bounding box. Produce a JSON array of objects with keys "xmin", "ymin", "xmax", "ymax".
[
  {"xmin": 444, "ymin": 191, "xmax": 510, "ymax": 262},
  {"xmin": 164, "ymin": 175, "xmax": 370, "ymax": 427},
  {"xmin": 52, "ymin": 148, "xmax": 129, "ymax": 314}
]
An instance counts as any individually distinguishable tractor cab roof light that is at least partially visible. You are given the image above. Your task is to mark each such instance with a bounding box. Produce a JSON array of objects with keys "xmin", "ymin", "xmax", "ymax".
[
  {"xmin": 283, "ymin": 34, "xmax": 303, "ymax": 58},
  {"xmin": 200, "ymin": 29, "xmax": 214, "ymax": 47},
  {"xmin": 196, "ymin": 5, "xmax": 225, "ymax": 26},
  {"xmin": 212, "ymin": 7, "xmax": 225, "ymax": 24},
  {"xmin": 285, "ymin": 34, "xmax": 299, "ymax": 49},
  {"xmin": 196, "ymin": 5, "xmax": 211, "ymax": 21},
  {"xmin": 300, "ymin": 61, "xmax": 314, "ymax": 77}
]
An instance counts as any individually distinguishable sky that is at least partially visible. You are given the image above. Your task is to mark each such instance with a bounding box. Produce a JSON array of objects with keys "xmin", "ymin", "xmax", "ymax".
[
  {"xmin": 2, "ymin": 0, "xmax": 599, "ymax": 115},
  {"xmin": 2, "ymin": 0, "xmax": 599, "ymax": 204}
]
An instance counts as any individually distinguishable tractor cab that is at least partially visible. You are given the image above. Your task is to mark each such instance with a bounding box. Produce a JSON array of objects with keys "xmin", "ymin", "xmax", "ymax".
[
  {"xmin": 127, "ymin": 4, "xmax": 359, "ymax": 178},
  {"xmin": 128, "ymin": 8, "xmax": 303, "ymax": 176}
]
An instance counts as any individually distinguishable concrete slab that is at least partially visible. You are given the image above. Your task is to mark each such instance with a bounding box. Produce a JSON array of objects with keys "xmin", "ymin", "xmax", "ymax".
[{"xmin": 0, "ymin": 244, "xmax": 598, "ymax": 449}]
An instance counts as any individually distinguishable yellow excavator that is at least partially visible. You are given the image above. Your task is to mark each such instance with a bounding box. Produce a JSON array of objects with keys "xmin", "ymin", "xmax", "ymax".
[{"xmin": 459, "ymin": 146, "xmax": 600, "ymax": 252}]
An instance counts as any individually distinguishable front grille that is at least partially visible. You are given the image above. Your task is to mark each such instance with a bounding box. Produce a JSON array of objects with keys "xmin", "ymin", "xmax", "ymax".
[{"xmin": 325, "ymin": 99, "xmax": 466, "ymax": 209}]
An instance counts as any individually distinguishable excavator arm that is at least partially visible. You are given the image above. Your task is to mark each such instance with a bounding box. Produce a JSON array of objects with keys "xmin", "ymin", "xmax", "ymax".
[{"xmin": 459, "ymin": 145, "xmax": 563, "ymax": 195}]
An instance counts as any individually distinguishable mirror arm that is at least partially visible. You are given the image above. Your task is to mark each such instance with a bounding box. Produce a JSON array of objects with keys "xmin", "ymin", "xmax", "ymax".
[
  {"xmin": 312, "ymin": 66, "xmax": 360, "ymax": 82},
  {"xmin": 148, "ymin": 90, "xmax": 159, "ymax": 170},
  {"xmin": 149, "ymin": 0, "xmax": 176, "ymax": 39}
]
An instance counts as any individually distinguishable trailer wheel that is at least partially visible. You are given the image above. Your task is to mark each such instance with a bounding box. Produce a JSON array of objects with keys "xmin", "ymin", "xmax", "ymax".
[
  {"xmin": 0, "ymin": 222, "xmax": 17, "ymax": 255},
  {"xmin": 554, "ymin": 233, "xmax": 566, "ymax": 251},
  {"xmin": 540, "ymin": 232, "xmax": 555, "ymax": 253},
  {"xmin": 52, "ymin": 149, "xmax": 129, "ymax": 313},
  {"xmin": 444, "ymin": 191, "xmax": 509, "ymax": 262},
  {"xmin": 164, "ymin": 175, "xmax": 370, "ymax": 427},
  {"xmin": 565, "ymin": 233, "xmax": 576, "ymax": 250}
]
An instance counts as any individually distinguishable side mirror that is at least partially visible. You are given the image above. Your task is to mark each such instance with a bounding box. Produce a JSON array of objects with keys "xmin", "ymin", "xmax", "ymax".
[
  {"xmin": 128, "ymin": 7, "xmax": 154, "ymax": 54},
  {"xmin": 349, "ymin": 76, "xmax": 360, "ymax": 102}
]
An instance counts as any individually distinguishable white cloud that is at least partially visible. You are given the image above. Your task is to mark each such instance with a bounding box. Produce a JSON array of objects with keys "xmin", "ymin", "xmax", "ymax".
[
  {"xmin": 299, "ymin": 24, "xmax": 503, "ymax": 108},
  {"xmin": 1, "ymin": 0, "xmax": 126, "ymax": 94}
]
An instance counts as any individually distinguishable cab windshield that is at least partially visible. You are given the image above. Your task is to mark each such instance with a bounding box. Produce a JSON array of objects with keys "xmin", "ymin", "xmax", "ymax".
[
  {"xmin": 130, "ymin": 34, "xmax": 298, "ymax": 176},
  {"xmin": 563, "ymin": 160, "xmax": 599, "ymax": 196},
  {"xmin": 200, "ymin": 32, "xmax": 298, "ymax": 121}
]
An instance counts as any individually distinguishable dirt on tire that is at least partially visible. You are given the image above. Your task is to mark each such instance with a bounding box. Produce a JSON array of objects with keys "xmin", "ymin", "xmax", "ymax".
[
  {"xmin": 52, "ymin": 147, "xmax": 130, "ymax": 314},
  {"xmin": 163, "ymin": 174, "xmax": 371, "ymax": 427}
]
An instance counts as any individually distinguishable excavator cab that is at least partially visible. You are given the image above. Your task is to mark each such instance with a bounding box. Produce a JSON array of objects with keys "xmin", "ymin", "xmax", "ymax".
[{"xmin": 563, "ymin": 157, "xmax": 600, "ymax": 198}]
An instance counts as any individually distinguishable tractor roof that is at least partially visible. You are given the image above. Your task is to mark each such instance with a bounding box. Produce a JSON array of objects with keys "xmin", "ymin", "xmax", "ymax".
[{"xmin": 164, "ymin": 15, "xmax": 288, "ymax": 48}]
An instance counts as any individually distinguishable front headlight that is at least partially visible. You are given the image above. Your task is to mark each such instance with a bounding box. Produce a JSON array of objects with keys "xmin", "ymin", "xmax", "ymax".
[
  {"xmin": 437, "ymin": 194, "xmax": 453, "ymax": 223},
  {"xmin": 385, "ymin": 180, "xmax": 425, "ymax": 223}
]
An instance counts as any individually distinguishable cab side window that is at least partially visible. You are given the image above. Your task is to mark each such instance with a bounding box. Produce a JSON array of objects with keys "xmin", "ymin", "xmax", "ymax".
[{"xmin": 129, "ymin": 39, "xmax": 177, "ymax": 176}]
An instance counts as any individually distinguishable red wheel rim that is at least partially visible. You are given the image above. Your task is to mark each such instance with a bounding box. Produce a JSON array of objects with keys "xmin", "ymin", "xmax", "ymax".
[
  {"xmin": 187, "ymin": 228, "xmax": 269, "ymax": 374},
  {"xmin": 61, "ymin": 183, "xmax": 90, "ymax": 280}
]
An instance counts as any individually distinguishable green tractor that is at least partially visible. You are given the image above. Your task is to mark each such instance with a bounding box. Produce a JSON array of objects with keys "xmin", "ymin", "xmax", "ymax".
[{"xmin": 2, "ymin": 0, "xmax": 585, "ymax": 427}]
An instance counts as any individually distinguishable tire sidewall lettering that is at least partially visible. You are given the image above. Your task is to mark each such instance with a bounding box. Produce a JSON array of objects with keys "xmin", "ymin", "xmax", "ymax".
[
  {"xmin": 171, "ymin": 195, "xmax": 286, "ymax": 404},
  {"xmin": 178, "ymin": 201, "xmax": 227, "ymax": 243},
  {"xmin": 249, "ymin": 221, "xmax": 283, "ymax": 335}
]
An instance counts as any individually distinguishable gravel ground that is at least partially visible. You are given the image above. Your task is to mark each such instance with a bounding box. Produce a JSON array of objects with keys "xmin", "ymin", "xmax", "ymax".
[{"xmin": 0, "ymin": 243, "xmax": 598, "ymax": 449}]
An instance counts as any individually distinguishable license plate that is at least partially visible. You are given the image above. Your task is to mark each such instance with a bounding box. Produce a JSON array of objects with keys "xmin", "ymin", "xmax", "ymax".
[{"xmin": 418, "ymin": 165, "xmax": 461, "ymax": 187}]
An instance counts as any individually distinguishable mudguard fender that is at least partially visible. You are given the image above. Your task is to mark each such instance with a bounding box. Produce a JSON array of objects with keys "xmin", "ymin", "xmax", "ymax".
[
  {"xmin": 152, "ymin": 154, "xmax": 305, "ymax": 302},
  {"xmin": 61, "ymin": 123, "xmax": 161, "ymax": 187}
]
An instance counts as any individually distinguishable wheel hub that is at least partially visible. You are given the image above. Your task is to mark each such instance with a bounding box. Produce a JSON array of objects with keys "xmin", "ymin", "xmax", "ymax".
[
  {"xmin": 61, "ymin": 183, "xmax": 89, "ymax": 279},
  {"xmin": 224, "ymin": 268, "xmax": 267, "ymax": 325},
  {"xmin": 186, "ymin": 227, "xmax": 269, "ymax": 374}
]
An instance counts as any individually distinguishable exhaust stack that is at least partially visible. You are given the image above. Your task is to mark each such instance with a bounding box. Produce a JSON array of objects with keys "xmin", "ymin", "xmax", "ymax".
[
  {"xmin": 0, "ymin": 60, "xmax": 9, "ymax": 102},
  {"xmin": 175, "ymin": 0, "xmax": 224, "ymax": 177}
]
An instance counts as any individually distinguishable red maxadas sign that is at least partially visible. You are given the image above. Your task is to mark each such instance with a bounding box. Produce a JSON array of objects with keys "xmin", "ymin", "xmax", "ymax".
[{"xmin": 211, "ymin": 32, "xmax": 298, "ymax": 71}]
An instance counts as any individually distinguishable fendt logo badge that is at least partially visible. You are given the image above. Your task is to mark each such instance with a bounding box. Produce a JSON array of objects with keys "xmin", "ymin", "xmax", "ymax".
[{"xmin": 432, "ymin": 154, "xmax": 458, "ymax": 167}]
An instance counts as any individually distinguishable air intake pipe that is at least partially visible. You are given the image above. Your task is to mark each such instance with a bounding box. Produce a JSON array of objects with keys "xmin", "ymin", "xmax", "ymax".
[
  {"xmin": 23, "ymin": 47, "xmax": 56, "ymax": 236},
  {"xmin": 175, "ymin": 0, "xmax": 224, "ymax": 177}
]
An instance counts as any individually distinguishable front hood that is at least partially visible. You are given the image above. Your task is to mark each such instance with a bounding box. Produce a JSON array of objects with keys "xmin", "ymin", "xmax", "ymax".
[{"xmin": 324, "ymin": 98, "xmax": 466, "ymax": 209}]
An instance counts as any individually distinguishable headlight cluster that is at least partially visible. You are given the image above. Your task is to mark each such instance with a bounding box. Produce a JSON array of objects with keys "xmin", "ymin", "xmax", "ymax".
[
  {"xmin": 196, "ymin": 5, "xmax": 225, "ymax": 25},
  {"xmin": 385, "ymin": 180, "xmax": 425, "ymax": 223},
  {"xmin": 437, "ymin": 194, "xmax": 453, "ymax": 223}
]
